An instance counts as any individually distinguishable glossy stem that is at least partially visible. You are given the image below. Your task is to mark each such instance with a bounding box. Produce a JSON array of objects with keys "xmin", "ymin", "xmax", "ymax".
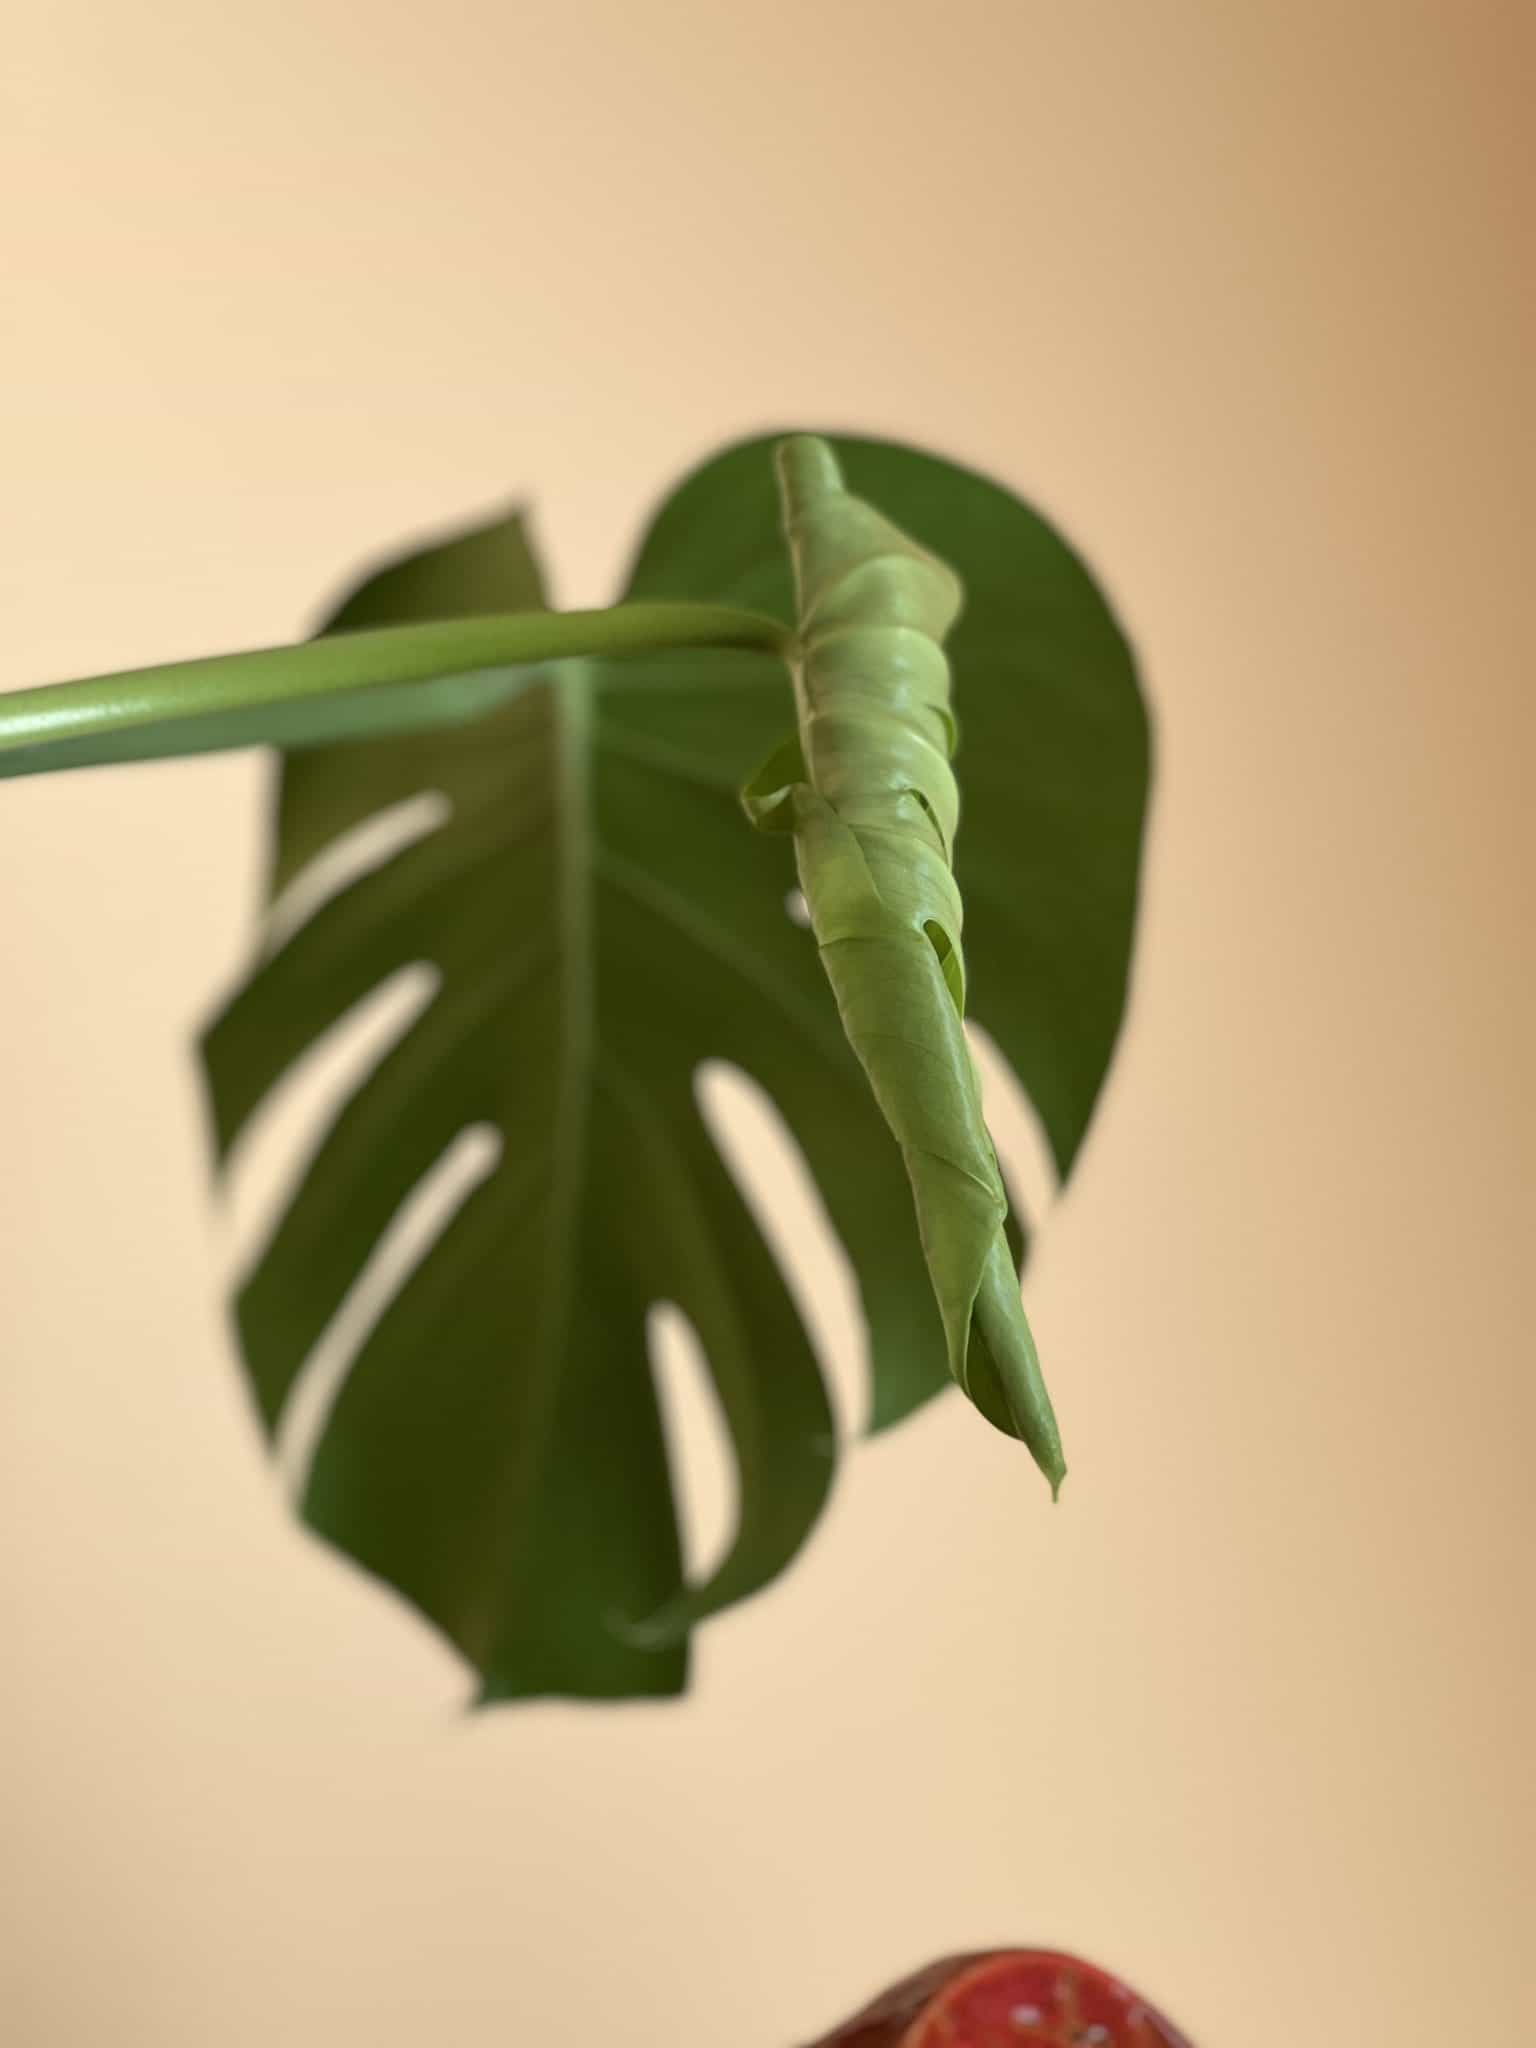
[{"xmin": 0, "ymin": 601, "xmax": 788, "ymax": 779}]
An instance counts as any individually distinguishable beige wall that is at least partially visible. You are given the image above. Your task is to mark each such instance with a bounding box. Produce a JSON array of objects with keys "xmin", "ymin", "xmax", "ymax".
[{"xmin": 2, "ymin": 4, "xmax": 1527, "ymax": 2043}]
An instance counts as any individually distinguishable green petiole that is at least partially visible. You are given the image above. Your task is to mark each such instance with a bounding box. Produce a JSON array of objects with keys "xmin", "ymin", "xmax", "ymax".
[{"xmin": 0, "ymin": 600, "xmax": 789, "ymax": 779}]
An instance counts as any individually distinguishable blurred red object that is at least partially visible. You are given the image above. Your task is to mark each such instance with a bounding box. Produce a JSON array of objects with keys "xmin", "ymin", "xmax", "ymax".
[{"xmin": 801, "ymin": 1950, "xmax": 1194, "ymax": 2047}]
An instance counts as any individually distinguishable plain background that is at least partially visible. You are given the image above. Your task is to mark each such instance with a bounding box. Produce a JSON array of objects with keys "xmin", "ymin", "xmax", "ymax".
[{"xmin": 2, "ymin": 4, "xmax": 1528, "ymax": 2043}]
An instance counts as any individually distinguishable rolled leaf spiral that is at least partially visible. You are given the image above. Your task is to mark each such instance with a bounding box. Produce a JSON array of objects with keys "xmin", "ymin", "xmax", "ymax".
[{"xmin": 744, "ymin": 435, "xmax": 1064, "ymax": 1490}]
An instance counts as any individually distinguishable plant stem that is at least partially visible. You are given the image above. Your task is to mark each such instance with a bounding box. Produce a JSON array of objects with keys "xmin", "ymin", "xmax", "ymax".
[{"xmin": 0, "ymin": 601, "xmax": 789, "ymax": 779}]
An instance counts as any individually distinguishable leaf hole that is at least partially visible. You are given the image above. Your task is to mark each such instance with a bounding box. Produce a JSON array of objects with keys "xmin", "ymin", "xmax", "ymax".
[
  {"xmin": 646, "ymin": 1301, "xmax": 737, "ymax": 1593},
  {"xmin": 273, "ymin": 1119, "xmax": 503, "ymax": 1491},
  {"xmin": 908, "ymin": 782, "xmax": 950, "ymax": 857},
  {"xmin": 784, "ymin": 887, "xmax": 812, "ymax": 928},
  {"xmin": 966, "ymin": 1019, "xmax": 1059, "ymax": 1243},
  {"xmin": 924, "ymin": 917, "xmax": 966, "ymax": 1013},
  {"xmin": 221, "ymin": 963, "xmax": 442, "ymax": 1259},
  {"xmin": 694, "ymin": 1059, "xmax": 863, "ymax": 1441},
  {"xmin": 263, "ymin": 792, "xmax": 451, "ymax": 954}
]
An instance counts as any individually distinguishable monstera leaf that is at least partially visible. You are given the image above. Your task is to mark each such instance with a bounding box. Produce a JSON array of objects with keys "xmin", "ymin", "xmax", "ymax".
[{"xmin": 193, "ymin": 431, "xmax": 1148, "ymax": 1703}]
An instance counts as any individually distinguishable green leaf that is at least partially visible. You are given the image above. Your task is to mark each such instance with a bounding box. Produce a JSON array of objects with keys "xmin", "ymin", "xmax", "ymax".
[
  {"xmin": 750, "ymin": 436, "xmax": 1062, "ymax": 1488},
  {"xmin": 201, "ymin": 436, "xmax": 1148, "ymax": 1704},
  {"xmin": 203, "ymin": 514, "xmax": 837, "ymax": 1702}
]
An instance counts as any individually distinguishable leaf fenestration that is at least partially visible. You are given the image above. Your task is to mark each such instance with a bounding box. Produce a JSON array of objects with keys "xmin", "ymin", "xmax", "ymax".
[{"xmin": 205, "ymin": 514, "xmax": 841, "ymax": 1701}]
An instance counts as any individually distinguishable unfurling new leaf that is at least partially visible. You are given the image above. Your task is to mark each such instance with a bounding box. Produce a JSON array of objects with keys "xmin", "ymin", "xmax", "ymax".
[{"xmin": 746, "ymin": 437, "xmax": 1062, "ymax": 1490}]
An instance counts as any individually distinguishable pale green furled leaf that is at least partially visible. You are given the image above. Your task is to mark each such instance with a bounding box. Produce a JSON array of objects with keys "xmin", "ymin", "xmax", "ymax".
[{"xmin": 747, "ymin": 436, "xmax": 1060, "ymax": 1486}]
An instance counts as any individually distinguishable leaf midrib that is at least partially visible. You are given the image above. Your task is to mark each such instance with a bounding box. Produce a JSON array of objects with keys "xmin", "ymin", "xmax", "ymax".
[{"xmin": 486, "ymin": 670, "xmax": 597, "ymax": 1641}]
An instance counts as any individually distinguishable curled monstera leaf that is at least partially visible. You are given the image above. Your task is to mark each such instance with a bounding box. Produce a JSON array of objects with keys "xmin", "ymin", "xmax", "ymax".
[{"xmin": 748, "ymin": 436, "xmax": 1062, "ymax": 1486}]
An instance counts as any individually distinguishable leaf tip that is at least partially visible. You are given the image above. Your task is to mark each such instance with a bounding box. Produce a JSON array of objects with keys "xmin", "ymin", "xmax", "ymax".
[{"xmin": 774, "ymin": 433, "xmax": 845, "ymax": 522}]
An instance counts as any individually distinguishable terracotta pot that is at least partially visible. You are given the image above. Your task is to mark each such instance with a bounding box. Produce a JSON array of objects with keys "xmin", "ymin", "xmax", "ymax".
[{"xmin": 800, "ymin": 1949, "xmax": 1194, "ymax": 2048}]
